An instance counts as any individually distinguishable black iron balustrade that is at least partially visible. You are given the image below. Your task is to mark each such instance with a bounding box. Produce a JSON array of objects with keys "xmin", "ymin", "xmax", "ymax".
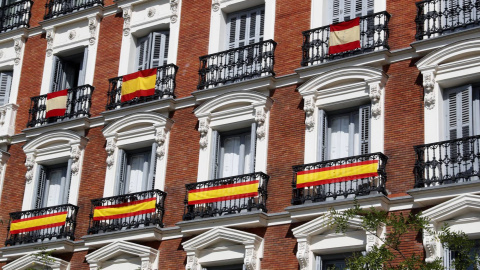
[
  {"xmin": 0, "ymin": 0, "xmax": 32, "ymax": 33},
  {"xmin": 414, "ymin": 135, "xmax": 480, "ymax": 187},
  {"xmin": 301, "ymin": 11, "xmax": 390, "ymax": 66},
  {"xmin": 5, "ymin": 204, "xmax": 78, "ymax": 246},
  {"xmin": 87, "ymin": 189, "xmax": 166, "ymax": 235},
  {"xmin": 106, "ymin": 64, "xmax": 178, "ymax": 111},
  {"xmin": 291, "ymin": 153, "xmax": 388, "ymax": 205},
  {"xmin": 197, "ymin": 40, "xmax": 277, "ymax": 90},
  {"xmin": 27, "ymin": 85, "xmax": 94, "ymax": 128},
  {"xmin": 183, "ymin": 172, "xmax": 269, "ymax": 220},
  {"xmin": 415, "ymin": 0, "xmax": 480, "ymax": 40},
  {"xmin": 44, "ymin": 0, "xmax": 103, "ymax": 20}
]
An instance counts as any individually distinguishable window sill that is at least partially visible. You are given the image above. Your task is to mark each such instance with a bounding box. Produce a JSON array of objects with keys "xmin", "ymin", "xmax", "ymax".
[
  {"xmin": 82, "ymin": 225, "xmax": 164, "ymax": 248},
  {"xmin": 408, "ymin": 180, "xmax": 480, "ymax": 207},
  {"xmin": 411, "ymin": 27, "xmax": 480, "ymax": 55},
  {"xmin": 0, "ymin": 239, "xmax": 77, "ymax": 261}
]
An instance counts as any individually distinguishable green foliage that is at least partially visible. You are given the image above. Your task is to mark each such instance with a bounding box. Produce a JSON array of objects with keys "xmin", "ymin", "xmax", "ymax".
[
  {"xmin": 25, "ymin": 247, "xmax": 56, "ymax": 270},
  {"xmin": 327, "ymin": 201, "xmax": 479, "ymax": 270}
]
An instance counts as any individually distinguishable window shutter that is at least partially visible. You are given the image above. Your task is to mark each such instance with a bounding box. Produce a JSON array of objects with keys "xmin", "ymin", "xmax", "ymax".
[
  {"xmin": 315, "ymin": 255, "xmax": 323, "ymax": 270},
  {"xmin": 137, "ymin": 35, "xmax": 151, "ymax": 71},
  {"xmin": 210, "ymin": 130, "xmax": 220, "ymax": 179},
  {"xmin": 35, "ymin": 165, "xmax": 47, "ymax": 209},
  {"xmin": 63, "ymin": 159, "xmax": 73, "ymax": 204},
  {"xmin": 331, "ymin": 0, "xmax": 341, "ymax": 23},
  {"xmin": 249, "ymin": 122, "xmax": 257, "ymax": 173},
  {"xmin": 317, "ymin": 109, "xmax": 328, "ymax": 161},
  {"xmin": 444, "ymin": 246, "xmax": 453, "ymax": 270},
  {"xmin": 147, "ymin": 142, "xmax": 158, "ymax": 190},
  {"xmin": 0, "ymin": 71, "xmax": 13, "ymax": 106},
  {"xmin": 150, "ymin": 31, "xmax": 170, "ymax": 68},
  {"xmin": 50, "ymin": 56, "xmax": 64, "ymax": 92},
  {"xmin": 359, "ymin": 105, "xmax": 371, "ymax": 155},
  {"xmin": 78, "ymin": 47, "xmax": 88, "ymax": 86},
  {"xmin": 331, "ymin": 0, "xmax": 374, "ymax": 23},
  {"xmin": 227, "ymin": 6, "xmax": 265, "ymax": 49},
  {"xmin": 446, "ymin": 85, "xmax": 473, "ymax": 140},
  {"xmin": 116, "ymin": 149, "xmax": 127, "ymax": 195}
]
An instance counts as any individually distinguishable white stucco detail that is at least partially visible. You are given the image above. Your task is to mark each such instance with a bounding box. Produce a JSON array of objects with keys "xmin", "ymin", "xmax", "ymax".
[{"xmin": 3, "ymin": 253, "xmax": 70, "ymax": 270}]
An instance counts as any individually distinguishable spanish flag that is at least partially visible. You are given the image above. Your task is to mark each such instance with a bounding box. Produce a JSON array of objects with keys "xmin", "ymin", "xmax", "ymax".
[
  {"xmin": 188, "ymin": 180, "xmax": 259, "ymax": 205},
  {"xmin": 46, "ymin": 89, "xmax": 68, "ymax": 118},
  {"xmin": 296, "ymin": 160, "xmax": 379, "ymax": 188},
  {"xmin": 10, "ymin": 211, "xmax": 68, "ymax": 235},
  {"xmin": 121, "ymin": 68, "xmax": 157, "ymax": 102},
  {"xmin": 93, "ymin": 197, "xmax": 157, "ymax": 221},
  {"xmin": 329, "ymin": 17, "xmax": 361, "ymax": 55}
]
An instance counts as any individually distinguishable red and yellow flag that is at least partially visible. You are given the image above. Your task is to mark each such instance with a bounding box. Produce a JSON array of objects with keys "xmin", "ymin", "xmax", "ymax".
[
  {"xmin": 46, "ymin": 89, "xmax": 68, "ymax": 118},
  {"xmin": 188, "ymin": 180, "xmax": 259, "ymax": 205},
  {"xmin": 93, "ymin": 197, "xmax": 156, "ymax": 221},
  {"xmin": 121, "ymin": 68, "xmax": 157, "ymax": 102},
  {"xmin": 296, "ymin": 160, "xmax": 379, "ymax": 188},
  {"xmin": 329, "ymin": 17, "xmax": 361, "ymax": 55},
  {"xmin": 10, "ymin": 211, "xmax": 67, "ymax": 235}
]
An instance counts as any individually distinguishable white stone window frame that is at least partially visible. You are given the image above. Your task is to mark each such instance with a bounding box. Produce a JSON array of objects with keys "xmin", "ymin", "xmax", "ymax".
[
  {"xmin": 297, "ymin": 66, "xmax": 387, "ymax": 164},
  {"xmin": 208, "ymin": 0, "xmax": 275, "ymax": 54},
  {"xmin": 22, "ymin": 130, "xmax": 88, "ymax": 210},
  {"xmin": 194, "ymin": 91, "xmax": 272, "ymax": 181},
  {"xmin": 421, "ymin": 194, "xmax": 480, "ymax": 263},
  {"xmin": 85, "ymin": 240, "xmax": 158, "ymax": 270},
  {"xmin": 39, "ymin": 11, "xmax": 102, "ymax": 95},
  {"xmin": 417, "ymin": 38, "xmax": 480, "ymax": 146},
  {"xmin": 0, "ymin": 149, "xmax": 10, "ymax": 204},
  {"xmin": 102, "ymin": 112, "xmax": 173, "ymax": 197},
  {"xmin": 182, "ymin": 227, "xmax": 264, "ymax": 270},
  {"xmin": 3, "ymin": 253, "xmax": 70, "ymax": 270},
  {"xmin": 292, "ymin": 215, "xmax": 384, "ymax": 270},
  {"xmin": 118, "ymin": 0, "xmax": 182, "ymax": 76}
]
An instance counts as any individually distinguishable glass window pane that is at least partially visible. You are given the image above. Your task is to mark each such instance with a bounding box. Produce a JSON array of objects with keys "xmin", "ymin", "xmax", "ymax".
[
  {"xmin": 329, "ymin": 115, "xmax": 350, "ymax": 159},
  {"xmin": 353, "ymin": 112, "xmax": 360, "ymax": 156},
  {"xmin": 128, "ymin": 153, "xmax": 148, "ymax": 193},
  {"xmin": 46, "ymin": 168, "xmax": 66, "ymax": 207},
  {"xmin": 222, "ymin": 136, "xmax": 241, "ymax": 177}
]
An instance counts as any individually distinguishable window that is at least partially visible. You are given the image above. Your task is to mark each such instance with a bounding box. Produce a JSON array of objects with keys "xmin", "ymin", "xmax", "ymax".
[
  {"xmin": 205, "ymin": 264, "xmax": 245, "ymax": 270},
  {"xmin": 318, "ymin": 105, "xmax": 370, "ymax": 161},
  {"xmin": 330, "ymin": 0, "xmax": 374, "ymax": 24},
  {"xmin": 136, "ymin": 31, "xmax": 169, "ymax": 71},
  {"xmin": 444, "ymin": 85, "xmax": 480, "ymax": 141},
  {"xmin": 35, "ymin": 163, "xmax": 71, "ymax": 208},
  {"xmin": 443, "ymin": 240, "xmax": 480, "ymax": 270},
  {"xmin": 51, "ymin": 47, "xmax": 88, "ymax": 91},
  {"xmin": 116, "ymin": 146, "xmax": 157, "ymax": 195},
  {"xmin": 226, "ymin": 6, "xmax": 264, "ymax": 50},
  {"xmin": 0, "ymin": 71, "xmax": 12, "ymax": 105}
]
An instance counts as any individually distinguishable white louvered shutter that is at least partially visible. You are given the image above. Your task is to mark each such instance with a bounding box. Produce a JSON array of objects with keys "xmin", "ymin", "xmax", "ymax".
[
  {"xmin": 137, "ymin": 35, "xmax": 151, "ymax": 71},
  {"xmin": 359, "ymin": 105, "xmax": 371, "ymax": 155},
  {"xmin": 51, "ymin": 56, "xmax": 64, "ymax": 92},
  {"xmin": 78, "ymin": 47, "xmax": 88, "ymax": 86},
  {"xmin": 147, "ymin": 143, "xmax": 157, "ymax": 190},
  {"xmin": 331, "ymin": 0, "xmax": 374, "ymax": 23},
  {"xmin": 315, "ymin": 255, "xmax": 323, "ymax": 270},
  {"xmin": 150, "ymin": 31, "xmax": 170, "ymax": 68},
  {"xmin": 446, "ymin": 85, "xmax": 473, "ymax": 141},
  {"xmin": 227, "ymin": 6, "xmax": 265, "ymax": 49},
  {"xmin": 0, "ymin": 71, "xmax": 13, "ymax": 106},
  {"xmin": 116, "ymin": 149, "xmax": 127, "ymax": 195},
  {"xmin": 210, "ymin": 130, "xmax": 220, "ymax": 179},
  {"xmin": 317, "ymin": 109, "xmax": 328, "ymax": 161},
  {"xmin": 35, "ymin": 165, "xmax": 47, "ymax": 209}
]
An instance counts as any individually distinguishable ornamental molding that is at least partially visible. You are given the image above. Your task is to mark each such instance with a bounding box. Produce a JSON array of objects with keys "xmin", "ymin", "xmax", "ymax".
[
  {"xmin": 24, "ymin": 153, "xmax": 36, "ymax": 183},
  {"xmin": 304, "ymin": 97, "xmax": 315, "ymax": 132},
  {"xmin": 88, "ymin": 16, "xmax": 99, "ymax": 46},
  {"xmin": 122, "ymin": 6, "xmax": 132, "ymax": 36},
  {"xmin": 0, "ymin": 150, "xmax": 10, "ymax": 179},
  {"xmin": 46, "ymin": 28, "xmax": 55, "ymax": 57},
  {"xmin": 423, "ymin": 226, "xmax": 438, "ymax": 263},
  {"xmin": 244, "ymin": 245, "xmax": 258, "ymax": 270},
  {"xmin": 170, "ymin": 0, "xmax": 179, "ymax": 23},
  {"xmin": 296, "ymin": 239, "xmax": 310, "ymax": 270},
  {"xmin": 185, "ymin": 254, "xmax": 198, "ymax": 270},
  {"xmin": 147, "ymin": 7, "xmax": 156, "ymax": 18},
  {"xmin": 68, "ymin": 30, "xmax": 76, "ymax": 40},
  {"xmin": 368, "ymin": 83, "xmax": 383, "ymax": 119},
  {"xmin": 86, "ymin": 241, "xmax": 157, "ymax": 270},
  {"xmin": 70, "ymin": 145, "xmax": 82, "ymax": 175},
  {"xmin": 212, "ymin": 0, "xmax": 220, "ymax": 11},
  {"xmin": 155, "ymin": 128, "xmax": 167, "ymax": 159},
  {"xmin": 105, "ymin": 138, "xmax": 116, "ymax": 168},
  {"xmin": 255, "ymin": 108, "xmax": 266, "ymax": 140},
  {"xmin": 422, "ymin": 71, "xmax": 436, "ymax": 110},
  {"xmin": 4, "ymin": 253, "xmax": 69, "ymax": 270},
  {"xmin": 13, "ymin": 36, "xmax": 24, "ymax": 65},
  {"xmin": 198, "ymin": 118, "xmax": 210, "ymax": 149}
]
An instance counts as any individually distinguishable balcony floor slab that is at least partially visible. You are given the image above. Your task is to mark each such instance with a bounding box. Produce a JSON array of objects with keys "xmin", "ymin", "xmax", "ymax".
[
  {"xmin": 82, "ymin": 226, "xmax": 165, "ymax": 248},
  {"xmin": 0, "ymin": 239, "xmax": 78, "ymax": 260},
  {"xmin": 407, "ymin": 180, "xmax": 480, "ymax": 207}
]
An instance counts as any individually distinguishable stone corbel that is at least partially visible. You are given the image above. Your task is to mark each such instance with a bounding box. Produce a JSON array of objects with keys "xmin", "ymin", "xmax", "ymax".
[
  {"xmin": 105, "ymin": 138, "xmax": 117, "ymax": 168},
  {"xmin": 70, "ymin": 145, "xmax": 82, "ymax": 175},
  {"xmin": 304, "ymin": 97, "xmax": 315, "ymax": 132},
  {"xmin": 255, "ymin": 108, "xmax": 267, "ymax": 140},
  {"xmin": 88, "ymin": 15, "xmax": 99, "ymax": 46},
  {"xmin": 122, "ymin": 6, "xmax": 132, "ymax": 36},
  {"xmin": 46, "ymin": 28, "xmax": 55, "ymax": 57},
  {"xmin": 368, "ymin": 83, "xmax": 383, "ymax": 120},
  {"xmin": 296, "ymin": 239, "xmax": 310, "ymax": 270},
  {"xmin": 423, "ymin": 225, "xmax": 439, "ymax": 263},
  {"xmin": 423, "ymin": 72, "xmax": 436, "ymax": 110},
  {"xmin": 198, "ymin": 118, "xmax": 210, "ymax": 149},
  {"xmin": 155, "ymin": 128, "xmax": 167, "ymax": 159},
  {"xmin": 0, "ymin": 150, "xmax": 10, "ymax": 178},
  {"xmin": 212, "ymin": 0, "xmax": 220, "ymax": 11},
  {"xmin": 366, "ymin": 231, "xmax": 379, "ymax": 253},
  {"xmin": 185, "ymin": 252, "xmax": 198, "ymax": 270},
  {"xmin": 25, "ymin": 153, "xmax": 36, "ymax": 182},
  {"xmin": 244, "ymin": 245, "xmax": 258, "ymax": 270},
  {"xmin": 13, "ymin": 36, "xmax": 24, "ymax": 65},
  {"xmin": 170, "ymin": 0, "xmax": 179, "ymax": 23}
]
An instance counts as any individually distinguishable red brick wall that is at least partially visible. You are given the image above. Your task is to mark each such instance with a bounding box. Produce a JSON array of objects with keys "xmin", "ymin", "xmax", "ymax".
[{"xmin": 386, "ymin": 0, "xmax": 419, "ymax": 50}]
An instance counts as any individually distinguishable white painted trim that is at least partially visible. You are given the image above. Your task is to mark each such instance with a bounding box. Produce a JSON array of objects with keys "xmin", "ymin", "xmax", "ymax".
[
  {"xmin": 0, "ymin": 150, "xmax": 10, "ymax": 205},
  {"xmin": 3, "ymin": 253, "xmax": 70, "ymax": 270}
]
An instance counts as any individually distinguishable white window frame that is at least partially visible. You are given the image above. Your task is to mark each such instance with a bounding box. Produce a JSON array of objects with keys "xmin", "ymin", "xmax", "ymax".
[
  {"xmin": 3, "ymin": 253, "xmax": 70, "ymax": 270},
  {"xmin": 194, "ymin": 91, "xmax": 272, "ymax": 181},
  {"xmin": 183, "ymin": 227, "xmax": 264, "ymax": 270},
  {"xmin": 102, "ymin": 112, "xmax": 173, "ymax": 197},
  {"xmin": 297, "ymin": 66, "xmax": 386, "ymax": 164},
  {"xmin": 22, "ymin": 130, "xmax": 87, "ymax": 210},
  {"xmin": 208, "ymin": 0, "xmax": 275, "ymax": 54}
]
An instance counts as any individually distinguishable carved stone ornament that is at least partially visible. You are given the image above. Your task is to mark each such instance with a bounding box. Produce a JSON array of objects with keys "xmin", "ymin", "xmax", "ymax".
[
  {"xmin": 70, "ymin": 145, "xmax": 81, "ymax": 175},
  {"xmin": 296, "ymin": 241, "xmax": 309, "ymax": 270},
  {"xmin": 122, "ymin": 7, "xmax": 132, "ymax": 36},
  {"xmin": 147, "ymin": 7, "xmax": 156, "ymax": 18},
  {"xmin": 105, "ymin": 139, "xmax": 116, "ymax": 168},
  {"xmin": 25, "ymin": 153, "xmax": 35, "ymax": 182},
  {"xmin": 244, "ymin": 247, "xmax": 257, "ymax": 270},
  {"xmin": 185, "ymin": 255, "xmax": 198, "ymax": 270},
  {"xmin": 68, "ymin": 30, "xmax": 76, "ymax": 40},
  {"xmin": 366, "ymin": 234, "xmax": 377, "ymax": 253},
  {"xmin": 255, "ymin": 108, "xmax": 266, "ymax": 140},
  {"xmin": 170, "ymin": 0, "xmax": 178, "ymax": 23},
  {"xmin": 0, "ymin": 50, "xmax": 4, "ymax": 59},
  {"xmin": 141, "ymin": 260, "xmax": 152, "ymax": 270},
  {"xmin": 212, "ymin": 0, "xmax": 220, "ymax": 11},
  {"xmin": 369, "ymin": 84, "xmax": 382, "ymax": 120},
  {"xmin": 423, "ymin": 227, "xmax": 438, "ymax": 263},
  {"xmin": 155, "ymin": 129, "xmax": 166, "ymax": 159},
  {"xmin": 304, "ymin": 97, "xmax": 315, "ymax": 132},
  {"xmin": 198, "ymin": 119, "xmax": 210, "ymax": 149},
  {"xmin": 423, "ymin": 72, "xmax": 436, "ymax": 110},
  {"xmin": 46, "ymin": 29, "xmax": 55, "ymax": 57},
  {"xmin": 0, "ymin": 108, "xmax": 6, "ymax": 126},
  {"xmin": 14, "ymin": 38, "xmax": 23, "ymax": 65},
  {"xmin": 88, "ymin": 17, "xmax": 98, "ymax": 46}
]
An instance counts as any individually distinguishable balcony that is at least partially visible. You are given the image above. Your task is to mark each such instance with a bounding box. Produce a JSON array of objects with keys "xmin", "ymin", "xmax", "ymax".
[
  {"xmin": 106, "ymin": 64, "xmax": 178, "ymax": 111},
  {"xmin": 291, "ymin": 153, "xmax": 388, "ymax": 205},
  {"xmin": 0, "ymin": 0, "xmax": 32, "ymax": 33},
  {"xmin": 27, "ymin": 85, "xmax": 93, "ymax": 128},
  {"xmin": 87, "ymin": 189, "xmax": 166, "ymax": 235},
  {"xmin": 414, "ymin": 135, "xmax": 480, "ymax": 188},
  {"xmin": 415, "ymin": 0, "xmax": 480, "ymax": 40},
  {"xmin": 5, "ymin": 204, "xmax": 78, "ymax": 246},
  {"xmin": 44, "ymin": 0, "xmax": 103, "ymax": 20},
  {"xmin": 183, "ymin": 172, "xmax": 269, "ymax": 220},
  {"xmin": 301, "ymin": 11, "xmax": 390, "ymax": 66},
  {"xmin": 197, "ymin": 40, "xmax": 277, "ymax": 90}
]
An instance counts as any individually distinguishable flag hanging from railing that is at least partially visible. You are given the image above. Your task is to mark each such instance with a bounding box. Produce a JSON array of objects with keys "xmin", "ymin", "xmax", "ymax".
[
  {"xmin": 46, "ymin": 89, "xmax": 68, "ymax": 118},
  {"xmin": 329, "ymin": 17, "xmax": 361, "ymax": 55},
  {"xmin": 93, "ymin": 197, "xmax": 157, "ymax": 221},
  {"xmin": 10, "ymin": 211, "xmax": 68, "ymax": 234},
  {"xmin": 121, "ymin": 68, "xmax": 157, "ymax": 102},
  {"xmin": 296, "ymin": 160, "xmax": 379, "ymax": 188},
  {"xmin": 188, "ymin": 180, "xmax": 259, "ymax": 205}
]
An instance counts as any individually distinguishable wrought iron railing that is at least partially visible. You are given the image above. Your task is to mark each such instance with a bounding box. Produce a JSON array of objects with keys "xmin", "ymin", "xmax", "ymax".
[
  {"xmin": 27, "ymin": 85, "xmax": 93, "ymax": 128},
  {"xmin": 183, "ymin": 172, "xmax": 269, "ymax": 220},
  {"xmin": 87, "ymin": 189, "xmax": 166, "ymax": 234},
  {"xmin": 414, "ymin": 135, "xmax": 480, "ymax": 187},
  {"xmin": 0, "ymin": 0, "xmax": 32, "ymax": 33},
  {"xmin": 106, "ymin": 64, "xmax": 178, "ymax": 111},
  {"xmin": 44, "ymin": 0, "xmax": 103, "ymax": 20},
  {"xmin": 5, "ymin": 204, "xmax": 78, "ymax": 246},
  {"xmin": 301, "ymin": 11, "xmax": 390, "ymax": 66},
  {"xmin": 415, "ymin": 0, "xmax": 480, "ymax": 40},
  {"xmin": 197, "ymin": 40, "xmax": 277, "ymax": 90},
  {"xmin": 291, "ymin": 153, "xmax": 388, "ymax": 204}
]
